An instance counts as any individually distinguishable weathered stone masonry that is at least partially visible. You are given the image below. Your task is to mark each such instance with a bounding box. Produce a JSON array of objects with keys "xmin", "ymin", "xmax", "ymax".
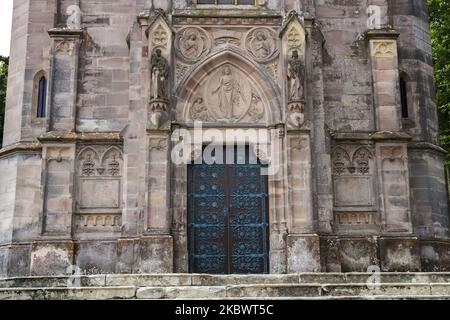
[{"xmin": 0, "ymin": 0, "xmax": 449, "ymax": 276}]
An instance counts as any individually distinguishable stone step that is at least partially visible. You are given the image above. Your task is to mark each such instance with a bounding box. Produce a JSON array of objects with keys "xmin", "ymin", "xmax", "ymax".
[
  {"xmin": 0, "ymin": 283, "xmax": 449, "ymax": 300},
  {"xmin": 1, "ymin": 273, "xmax": 450, "ymax": 289}
]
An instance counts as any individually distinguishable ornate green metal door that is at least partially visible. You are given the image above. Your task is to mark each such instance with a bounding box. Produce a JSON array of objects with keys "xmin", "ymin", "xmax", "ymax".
[{"xmin": 188, "ymin": 146, "xmax": 269, "ymax": 274}]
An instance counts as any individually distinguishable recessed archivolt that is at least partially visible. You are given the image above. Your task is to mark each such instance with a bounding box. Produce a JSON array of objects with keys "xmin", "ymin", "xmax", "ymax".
[{"xmin": 175, "ymin": 49, "xmax": 282, "ymax": 125}]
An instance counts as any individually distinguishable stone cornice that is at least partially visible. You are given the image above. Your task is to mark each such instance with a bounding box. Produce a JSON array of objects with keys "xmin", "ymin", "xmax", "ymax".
[
  {"xmin": 0, "ymin": 142, "xmax": 42, "ymax": 159},
  {"xmin": 366, "ymin": 28, "xmax": 400, "ymax": 40},
  {"xmin": 331, "ymin": 131, "xmax": 412, "ymax": 141},
  {"xmin": 38, "ymin": 132, "xmax": 123, "ymax": 144},
  {"xmin": 408, "ymin": 142, "xmax": 448, "ymax": 156},
  {"xmin": 48, "ymin": 28, "xmax": 84, "ymax": 39}
]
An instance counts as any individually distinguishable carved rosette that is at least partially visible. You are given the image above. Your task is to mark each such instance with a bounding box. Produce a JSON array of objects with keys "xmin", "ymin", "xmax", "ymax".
[{"xmin": 175, "ymin": 27, "xmax": 211, "ymax": 63}]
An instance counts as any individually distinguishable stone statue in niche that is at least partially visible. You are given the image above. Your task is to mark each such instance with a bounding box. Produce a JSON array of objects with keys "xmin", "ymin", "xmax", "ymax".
[
  {"xmin": 151, "ymin": 49, "xmax": 170, "ymax": 100},
  {"xmin": 212, "ymin": 65, "xmax": 245, "ymax": 120},
  {"xmin": 66, "ymin": 5, "xmax": 82, "ymax": 29},
  {"xmin": 287, "ymin": 50, "xmax": 305, "ymax": 101}
]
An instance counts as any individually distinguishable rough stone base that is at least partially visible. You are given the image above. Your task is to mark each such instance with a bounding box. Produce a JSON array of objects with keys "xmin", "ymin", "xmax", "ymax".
[
  {"xmin": 420, "ymin": 240, "xmax": 450, "ymax": 272},
  {"xmin": 30, "ymin": 241, "xmax": 75, "ymax": 276},
  {"xmin": 1, "ymin": 236, "xmax": 449, "ymax": 276},
  {"xmin": 379, "ymin": 237, "xmax": 421, "ymax": 272},
  {"xmin": 286, "ymin": 234, "xmax": 321, "ymax": 273}
]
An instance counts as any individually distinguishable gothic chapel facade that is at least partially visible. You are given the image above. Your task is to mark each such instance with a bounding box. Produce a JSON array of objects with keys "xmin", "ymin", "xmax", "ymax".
[{"xmin": 0, "ymin": 0, "xmax": 449, "ymax": 276}]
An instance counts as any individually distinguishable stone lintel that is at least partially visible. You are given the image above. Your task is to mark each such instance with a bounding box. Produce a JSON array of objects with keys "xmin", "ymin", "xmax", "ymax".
[
  {"xmin": 38, "ymin": 131, "xmax": 123, "ymax": 144},
  {"xmin": 48, "ymin": 28, "xmax": 84, "ymax": 39},
  {"xmin": 0, "ymin": 142, "xmax": 42, "ymax": 159},
  {"xmin": 366, "ymin": 29, "xmax": 400, "ymax": 40}
]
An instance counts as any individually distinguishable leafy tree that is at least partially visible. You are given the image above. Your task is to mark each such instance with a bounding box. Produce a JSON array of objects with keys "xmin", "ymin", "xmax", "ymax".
[
  {"xmin": 429, "ymin": 0, "xmax": 450, "ymax": 167},
  {"xmin": 0, "ymin": 56, "xmax": 8, "ymax": 148}
]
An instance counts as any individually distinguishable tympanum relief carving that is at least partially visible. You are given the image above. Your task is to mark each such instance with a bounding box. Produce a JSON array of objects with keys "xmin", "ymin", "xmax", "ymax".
[{"xmin": 187, "ymin": 64, "xmax": 267, "ymax": 123}]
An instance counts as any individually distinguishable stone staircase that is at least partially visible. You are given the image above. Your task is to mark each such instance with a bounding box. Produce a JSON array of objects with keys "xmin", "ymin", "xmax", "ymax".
[{"xmin": 0, "ymin": 273, "xmax": 450, "ymax": 300}]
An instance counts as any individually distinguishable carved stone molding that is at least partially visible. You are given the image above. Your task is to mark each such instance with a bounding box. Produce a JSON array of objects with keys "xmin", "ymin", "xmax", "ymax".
[
  {"xmin": 76, "ymin": 214, "xmax": 122, "ymax": 228},
  {"xmin": 149, "ymin": 137, "xmax": 168, "ymax": 151},
  {"xmin": 336, "ymin": 212, "xmax": 375, "ymax": 225},
  {"xmin": 372, "ymin": 40, "xmax": 396, "ymax": 58}
]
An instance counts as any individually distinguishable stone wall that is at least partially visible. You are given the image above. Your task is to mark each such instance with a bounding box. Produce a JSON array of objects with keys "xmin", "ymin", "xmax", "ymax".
[{"xmin": 0, "ymin": 0, "xmax": 448, "ymax": 276}]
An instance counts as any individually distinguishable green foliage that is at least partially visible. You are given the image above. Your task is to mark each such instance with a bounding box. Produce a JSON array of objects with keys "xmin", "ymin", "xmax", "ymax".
[
  {"xmin": 429, "ymin": 0, "xmax": 450, "ymax": 166},
  {"xmin": 0, "ymin": 56, "xmax": 8, "ymax": 148}
]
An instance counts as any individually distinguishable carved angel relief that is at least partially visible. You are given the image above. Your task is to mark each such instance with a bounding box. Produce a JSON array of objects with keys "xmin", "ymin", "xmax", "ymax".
[
  {"xmin": 245, "ymin": 28, "xmax": 278, "ymax": 62},
  {"xmin": 188, "ymin": 64, "xmax": 266, "ymax": 123},
  {"xmin": 176, "ymin": 27, "xmax": 211, "ymax": 62}
]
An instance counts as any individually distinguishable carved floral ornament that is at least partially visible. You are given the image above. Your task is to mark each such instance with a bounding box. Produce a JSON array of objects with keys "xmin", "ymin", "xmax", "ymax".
[
  {"xmin": 332, "ymin": 146, "xmax": 373, "ymax": 176},
  {"xmin": 151, "ymin": 23, "xmax": 170, "ymax": 49}
]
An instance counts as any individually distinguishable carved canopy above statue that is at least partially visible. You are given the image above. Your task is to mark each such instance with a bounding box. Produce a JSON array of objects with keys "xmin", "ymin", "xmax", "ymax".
[{"xmin": 177, "ymin": 50, "xmax": 282, "ymax": 125}]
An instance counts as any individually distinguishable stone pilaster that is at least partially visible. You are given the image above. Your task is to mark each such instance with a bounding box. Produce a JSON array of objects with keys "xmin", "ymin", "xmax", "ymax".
[
  {"xmin": 280, "ymin": 13, "xmax": 320, "ymax": 272},
  {"xmin": 375, "ymin": 141, "xmax": 412, "ymax": 234},
  {"xmin": 368, "ymin": 30, "xmax": 402, "ymax": 132},
  {"xmin": 48, "ymin": 29, "xmax": 83, "ymax": 132}
]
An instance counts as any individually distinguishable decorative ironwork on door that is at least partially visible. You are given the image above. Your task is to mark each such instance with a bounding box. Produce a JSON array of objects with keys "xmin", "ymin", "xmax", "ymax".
[{"xmin": 188, "ymin": 146, "xmax": 269, "ymax": 274}]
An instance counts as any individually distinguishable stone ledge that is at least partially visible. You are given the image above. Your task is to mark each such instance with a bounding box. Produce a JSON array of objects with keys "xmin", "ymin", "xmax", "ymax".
[
  {"xmin": 0, "ymin": 142, "xmax": 42, "ymax": 159},
  {"xmin": 330, "ymin": 131, "xmax": 412, "ymax": 141},
  {"xmin": 408, "ymin": 142, "xmax": 448, "ymax": 156},
  {"xmin": 38, "ymin": 131, "xmax": 123, "ymax": 144},
  {"xmin": 48, "ymin": 28, "xmax": 84, "ymax": 38},
  {"xmin": 366, "ymin": 28, "xmax": 400, "ymax": 40}
]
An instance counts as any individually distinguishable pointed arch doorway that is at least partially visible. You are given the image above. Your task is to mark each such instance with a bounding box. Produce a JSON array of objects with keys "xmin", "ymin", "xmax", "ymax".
[{"xmin": 187, "ymin": 145, "xmax": 270, "ymax": 274}]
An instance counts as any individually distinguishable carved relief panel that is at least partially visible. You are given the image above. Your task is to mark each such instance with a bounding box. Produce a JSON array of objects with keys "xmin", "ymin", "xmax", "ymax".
[
  {"xmin": 332, "ymin": 145, "xmax": 378, "ymax": 228},
  {"xmin": 174, "ymin": 24, "xmax": 280, "ymax": 86},
  {"xmin": 183, "ymin": 63, "xmax": 268, "ymax": 124},
  {"xmin": 75, "ymin": 145, "xmax": 123, "ymax": 233}
]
